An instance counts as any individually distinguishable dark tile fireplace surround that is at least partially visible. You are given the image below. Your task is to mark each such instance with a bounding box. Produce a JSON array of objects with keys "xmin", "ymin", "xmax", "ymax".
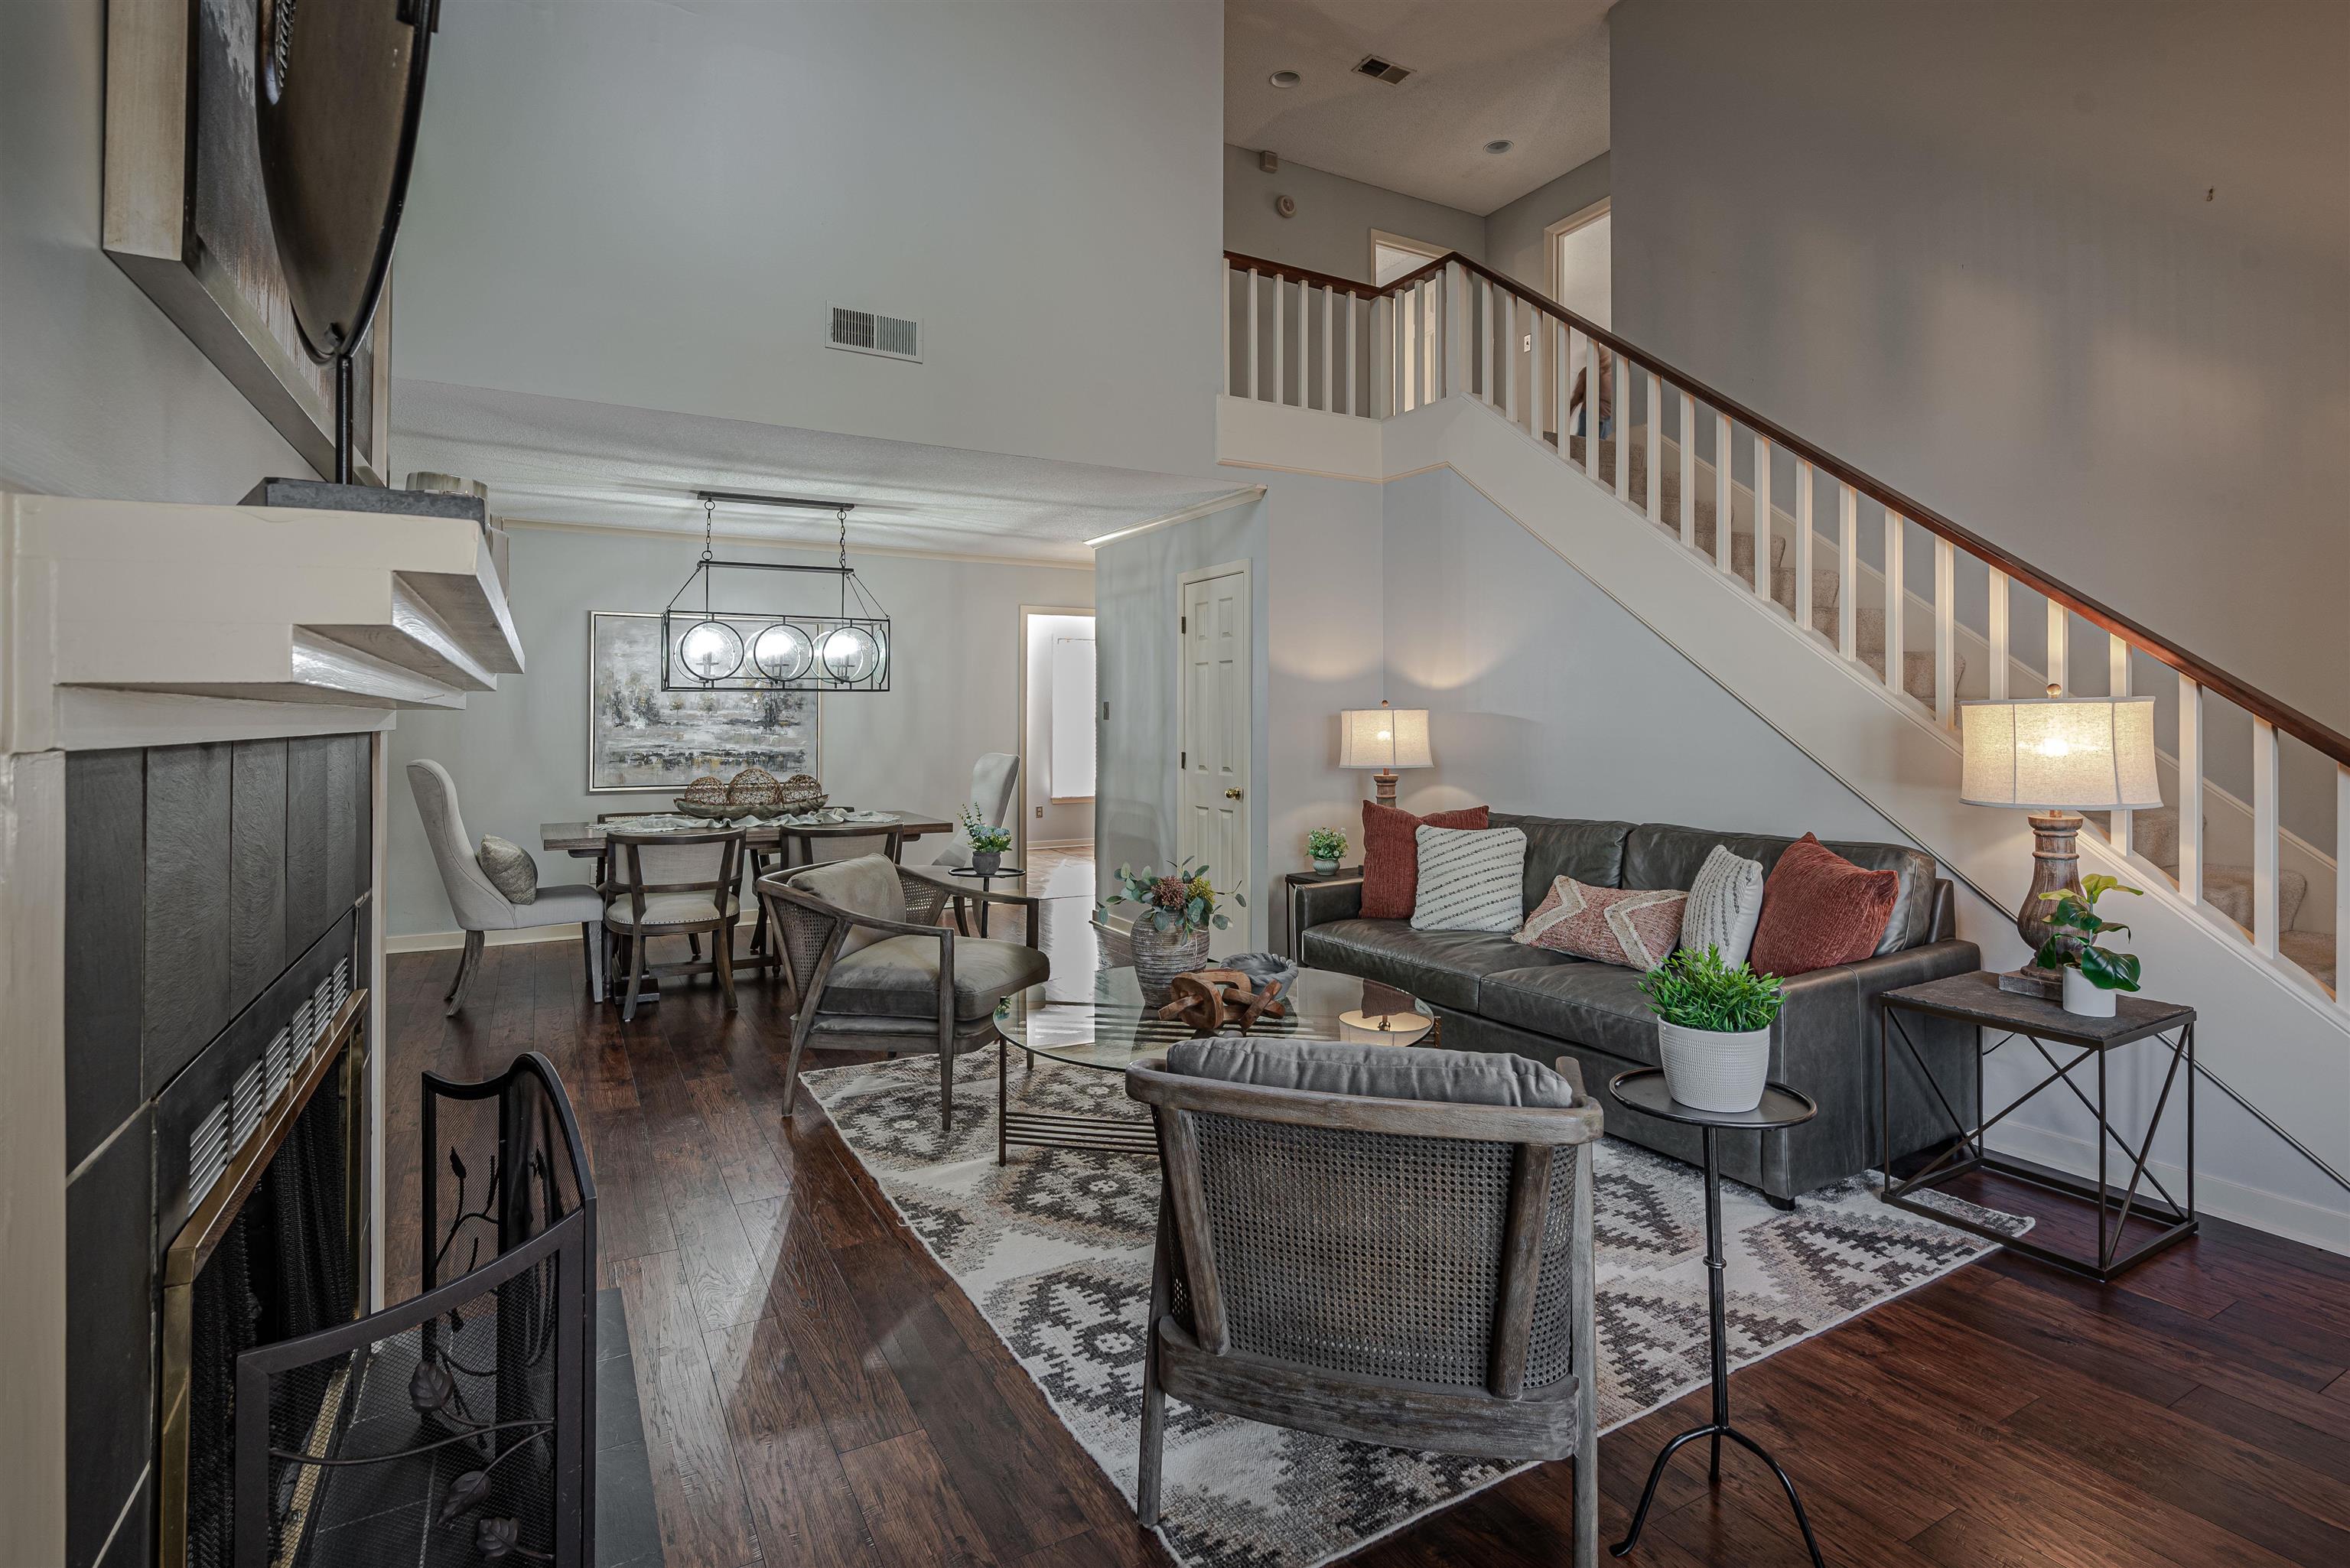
[{"xmin": 63, "ymin": 736, "xmax": 374, "ymax": 1568}]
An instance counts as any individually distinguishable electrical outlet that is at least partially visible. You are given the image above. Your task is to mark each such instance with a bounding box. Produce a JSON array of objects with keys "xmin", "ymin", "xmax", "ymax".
[{"xmin": 1035, "ymin": 805, "xmax": 1043, "ymax": 818}]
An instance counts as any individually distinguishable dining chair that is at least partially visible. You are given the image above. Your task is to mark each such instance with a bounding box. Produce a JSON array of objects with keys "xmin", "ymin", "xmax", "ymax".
[
  {"xmin": 756, "ymin": 856, "xmax": 1046, "ymax": 1130},
  {"xmin": 929, "ymin": 752, "xmax": 1020, "ymax": 870},
  {"xmin": 406, "ymin": 760, "xmax": 607, "ymax": 1016},
  {"xmin": 604, "ymin": 829, "xmax": 745, "ymax": 1020},
  {"xmin": 1125, "ymin": 1041, "xmax": 1603, "ymax": 1568}
]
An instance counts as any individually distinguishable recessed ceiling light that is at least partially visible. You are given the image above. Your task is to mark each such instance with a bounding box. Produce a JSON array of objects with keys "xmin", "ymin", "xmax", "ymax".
[
  {"xmin": 1484, "ymin": 139, "xmax": 1514, "ymax": 155},
  {"xmin": 1269, "ymin": 69, "xmax": 1302, "ymax": 88}
]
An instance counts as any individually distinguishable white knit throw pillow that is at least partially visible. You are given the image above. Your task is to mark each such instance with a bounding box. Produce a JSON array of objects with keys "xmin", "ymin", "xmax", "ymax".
[
  {"xmin": 1681, "ymin": 844, "xmax": 1766, "ymax": 966},
  {"xmin": 1409, "ymin": 825, "xmax": 1527, "ymax": 933}
]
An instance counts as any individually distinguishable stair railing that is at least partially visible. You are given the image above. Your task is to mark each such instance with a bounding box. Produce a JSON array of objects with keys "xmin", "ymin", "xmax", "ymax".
[{"xmin": 1223, "ymin": 248, "xmax": 2347, "ymax": 1023}]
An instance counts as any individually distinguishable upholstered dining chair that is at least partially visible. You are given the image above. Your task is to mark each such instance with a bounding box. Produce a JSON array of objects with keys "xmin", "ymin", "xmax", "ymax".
[
  {"xmin": 929, "ymin": 752, "xmax": 1020, "ymax": 870},
  {"xmin": 604, "ymin": 829, "xmax": 745, "ymax": 1020},
  {"xmin": 1125, "ymin": 1041, "xmax": 1604, "ymax": 1568},
  {"xmin": 406, "ymin": 760, "xmax": 607, "ymax": 1017},
  {"xmin": 756, "ymin": 856, "xmax": 1046, "ymax": 1130}
]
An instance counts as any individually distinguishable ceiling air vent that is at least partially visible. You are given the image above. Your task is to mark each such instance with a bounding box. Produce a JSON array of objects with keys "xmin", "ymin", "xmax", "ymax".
[
  {"xmin": 1354, "ymin": 55, "xmax": 1413, "ymax": 85},
  {"xmin": 828, "ymin": 304, "xmax": 921, "ymax": 363}
]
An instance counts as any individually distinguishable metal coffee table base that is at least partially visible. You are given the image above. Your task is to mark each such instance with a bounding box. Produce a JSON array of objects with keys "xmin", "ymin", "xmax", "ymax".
[
  {"xmin": 996, "ymin": 1043, "xmax": 1159, "ymax": 1163},
  {"xmin": 1609, "ymin": 1117, "xmax": 1826, "ymax": 1567}
]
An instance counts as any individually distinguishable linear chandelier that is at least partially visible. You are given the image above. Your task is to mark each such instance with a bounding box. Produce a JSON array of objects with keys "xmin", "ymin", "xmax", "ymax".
[{"xmin": 660, "ymin": 491, "xmax": 892, "ymax": 693}]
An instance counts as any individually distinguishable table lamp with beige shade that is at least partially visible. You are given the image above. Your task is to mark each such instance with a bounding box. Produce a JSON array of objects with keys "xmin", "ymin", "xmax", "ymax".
[
  {"xmin": 1339, "ymin": 701, "xmax": 1431, "ymax": 807},
  {"xmin": 1960, "ymin": 683, "xmax": 2163, "ymax": 998}
]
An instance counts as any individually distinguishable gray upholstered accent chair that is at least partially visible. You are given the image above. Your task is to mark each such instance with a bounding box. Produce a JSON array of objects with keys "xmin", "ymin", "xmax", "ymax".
[
  {"xmin": 407, "ymin": 760, "xmax": 606, "ymax": 1016},
  {"xmin": 929, "ymin": 752, "xmax": 1020, "ymax": 870},
  {"xmin": 1126, "ymin": 1041, "xmax": 1604, "ymax": 1568},
  {"xmin": 604, "ymin": 829, "xmax": 744, "ymax": 1020},
  {"xmin": 757, "ymin": 855, "xmax": 1046, "ymax": 1130}
]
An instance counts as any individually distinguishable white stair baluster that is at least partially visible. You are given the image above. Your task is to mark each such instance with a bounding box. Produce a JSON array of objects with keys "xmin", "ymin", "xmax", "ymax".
[
  {"xmin": 1557, "ymin": 321, "xmax": 1574, "ymax": 458},
  {"xmin": 1714, "ymin": 412, "xmax": 1733, "ymax": 574},
  {"xmin": 1345, "ymin": 291, "xmax": 1357, "ymax": 416},
  {"xmin": 1750, "ymin": 434, "xmax": 1772, "ymax": 601},
  {"xmin": 1613, "ymin": 354, "xmax": 1631, "ymax": 506},
  {"xmin": 2177, "ymin": 674, "xmax": 2203, "ymax": 907},
  {"xmin": 1645, "ymin": 375, "xmax": 1663, "ymax": 525},
  {"xmin": 1421, "ymin": 278, "xmax": 1437, "ymax": 406},
  {"xmin": 1445, "ymin": 264, "xmax": 1468, "ymax": 399},
  {"xmin": 1500, "ymin": 292, "xmax": 1515, "ymax": 423},
  {"xmin": 2252, "ymin": 718, "xmax": 2280, "ymax": 955},
  {"xmin": 1222, "ymin": 262, "xmax": 1233, "ymax": 395},
  {"xmin": 1681, "ymin": 394, "xmax": 1700, "ymax": 550},
  {"xmin": 1320, "ymin": 286, "xmax": 1333, "ymax": 412},
  {"xmin": 1934, "ymin": 538, "xmax": 1957, "ymax": 726},
  {"xmin": 1531, "ymin": 307, "xmax": 1548, "ymax": 443},
  {"xmin": 1883, "ymin": 509, "xmax": 1905, "ymax": 695},
  {"xmin": 2109, "ymin": 634, "xmax": 2132, "ymax": 856},
  {"xmin": 1569, "ymin": 332, "xmax": 1589, "ymax": 474},
  {"xmin": 1987, "ymin": 569, "xmax": 2010, "ymax": 698},
  {"xmin": 1795, "ymin": 462, "xmax": 1816, "ymax": 637},
  {"xmin": 1274, "ymin": 275, "xmax": 1287, "ymax": 405},
  {"xmin": 1837, "ymin": 485, "xmax": 1858, "ymax": 661},
  {"xmin": 2336, "ymin": 765, "xmax": 2349, "ymax": 1012},
  {"xmin": 2046, "ymin": 599, "xmax": 2068, "ymax": 691},
  {"xmin": 1246, "ymin": 268, "xmax": 1259, "ymax": 401}
]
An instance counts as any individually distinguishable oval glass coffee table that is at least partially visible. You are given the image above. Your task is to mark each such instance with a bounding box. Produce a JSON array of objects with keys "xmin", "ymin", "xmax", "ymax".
[{"xmin": 991, "ymin": 965, "xmax": 1431, "ymax": 1163}]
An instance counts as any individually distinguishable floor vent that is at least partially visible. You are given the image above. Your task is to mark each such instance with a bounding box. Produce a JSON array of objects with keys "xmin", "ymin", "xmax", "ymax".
[
  {"xmin": 1354, "ymin": 55, "xmax": 1413, "ymax": 84},
  {"xmin": 828, "ymin": 304, "xmax": 921, "ymax": 362}
]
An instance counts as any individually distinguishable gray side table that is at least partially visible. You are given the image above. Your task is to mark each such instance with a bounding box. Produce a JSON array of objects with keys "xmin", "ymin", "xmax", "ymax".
[
  {"xmin": 1606, "ymin": 1069, "xmax": 1825, "ymax": 1568},
  {"xmin": 1877, "ymin": 971, "xmax": 2196, "ymax": 1280}
]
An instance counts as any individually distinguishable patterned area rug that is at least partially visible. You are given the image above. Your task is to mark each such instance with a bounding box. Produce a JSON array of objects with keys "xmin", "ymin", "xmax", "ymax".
[{"xmin": 806, "ymin": 1047, "xmax": 2026, "ymax": 1568}]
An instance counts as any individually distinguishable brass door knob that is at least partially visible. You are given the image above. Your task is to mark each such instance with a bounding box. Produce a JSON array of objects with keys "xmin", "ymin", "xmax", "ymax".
[{"xmin": 1224, "ymin": 787, "xmax": 1245, "ymax": 799}]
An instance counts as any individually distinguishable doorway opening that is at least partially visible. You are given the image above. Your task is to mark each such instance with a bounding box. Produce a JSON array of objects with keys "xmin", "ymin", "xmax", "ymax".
[
  {"xmin": 1020, "ymin": 607, "xmax": 1095, "ymax": 857},
  {"xmin": 1545, "ymin": 199, "xmax": 1610, "ymax": 328}
]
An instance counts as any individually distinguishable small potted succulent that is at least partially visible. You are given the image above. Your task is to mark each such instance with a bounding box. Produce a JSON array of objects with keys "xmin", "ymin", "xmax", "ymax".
[
  {"xmin": 2036, "ymin": 874, "xmax": 2143, "ymax": 1017},
  {"xmin": 1637, "ymin": 945, "xmax": 1787, "ymax": 1114},
  {"xmin": 1305, "ymin": 825, "xmax": 1347, "ymax": 877},
  {"xmin": 1099, "ymin": 858, "xmax": 1245, "ymax": 997},
  {"xmin": 960, "ymin": 804, "xmax": 1014, "ymax": 878}
]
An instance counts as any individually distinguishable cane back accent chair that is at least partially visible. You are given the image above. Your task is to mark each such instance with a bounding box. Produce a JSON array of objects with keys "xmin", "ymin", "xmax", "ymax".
[
  {"xmin": 604, "ymin": 829, "xmax": 744, "ymax": 1020},
  {"xmin": 757, "ymin": 856, "xmax": 1047, "ymax": 1130},
  {"xmin": 1125, "ymin": 1040, "xmax": 1604, "ymax": 1568}
]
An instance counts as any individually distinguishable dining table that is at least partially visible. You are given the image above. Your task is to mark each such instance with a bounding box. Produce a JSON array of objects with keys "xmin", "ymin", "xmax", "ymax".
[{"xmin": 542, "ymin": 809, "xmax": 956, "ymax": 1003}]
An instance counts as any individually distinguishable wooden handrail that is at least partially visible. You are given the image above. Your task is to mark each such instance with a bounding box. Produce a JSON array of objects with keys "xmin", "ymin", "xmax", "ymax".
[{"xmin": 1222, "ymin": 247, "xmax": 2350, "ymax": 767}]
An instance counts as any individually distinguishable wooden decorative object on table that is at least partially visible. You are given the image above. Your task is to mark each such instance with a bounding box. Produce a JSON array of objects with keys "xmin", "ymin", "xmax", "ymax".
[{"xmin": 1157, "ymin": 969, "xmax": 1289, "ymax": 1033}]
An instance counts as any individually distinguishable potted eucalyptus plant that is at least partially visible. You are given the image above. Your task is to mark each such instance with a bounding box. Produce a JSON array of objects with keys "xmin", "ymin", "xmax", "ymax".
[
  {"xmin": 960, "ymin": 803, "xmax": 1014, "ymax": 878},
  {"xmin": 1305, "ymin": 825, "xmax": 1347, "ymax": 877},
  {"xmin": 2036, "ymin": 874, "xmax": 2143, "ymax": 1017},
  {"xmin": 1099, "ymin": 859, "xmax": 1245, "ymax": 997},
  {"xmin": 1637, "ymin": 946, "xmax": 1787, "ymax": 1114}
]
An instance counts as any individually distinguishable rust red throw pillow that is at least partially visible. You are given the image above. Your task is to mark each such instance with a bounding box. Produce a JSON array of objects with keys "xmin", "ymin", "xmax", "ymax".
[
  {"xmin": 1360, "ymin": 801, "xmax": 1490, "ymax": 920},
  {"xmin": 1747, "ymin": 834, "xmax": 1899, "ymax": 977}
]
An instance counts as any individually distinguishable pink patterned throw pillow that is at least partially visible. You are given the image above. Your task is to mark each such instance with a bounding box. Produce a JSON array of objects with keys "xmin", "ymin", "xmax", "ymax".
[{"xmin": 1512, "ymin": 876, "xmax": 1688, "ymax": 971}]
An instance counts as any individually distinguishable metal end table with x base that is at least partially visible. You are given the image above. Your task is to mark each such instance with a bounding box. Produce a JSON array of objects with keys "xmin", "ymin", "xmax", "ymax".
[
  {"xmin": 1877, "ymin": 971, "xmax": 2196, "ymax": 1281},
  {"xmin": 1606, "ymin": 1069, "xmax": 1828, "ymax": 1568}
]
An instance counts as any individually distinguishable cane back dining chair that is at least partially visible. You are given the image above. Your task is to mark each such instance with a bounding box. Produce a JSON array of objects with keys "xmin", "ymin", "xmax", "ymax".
[
  {"xmin": 604, "ymin": 829, "xmax": 745, "ymax": 1020},
  {"xmin": 1125, "ymin": 1039, "xmax": 1604, "ymax": 1568},
  {"xmin": 756, "ymin": 856, "xmax": 1046, "ymax": 1130}
]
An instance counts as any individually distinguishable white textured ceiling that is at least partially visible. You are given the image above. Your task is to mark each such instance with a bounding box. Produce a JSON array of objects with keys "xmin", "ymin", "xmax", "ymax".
[
  {"xmin": 1227, "ymin": 0, "xmax": 1612, "ymax": 215},
  {"xmin": 390, "ymin": 382, "xmax": 1252, "ymax": 565}
]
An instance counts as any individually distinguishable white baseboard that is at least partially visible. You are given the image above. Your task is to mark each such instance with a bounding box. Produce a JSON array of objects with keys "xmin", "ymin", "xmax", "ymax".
[
  {"xmin": 1987, "ymin": 1121, "xmax": 2350, "ymax": 1257},
  {"xmin": 1027, "ymin": 838, "xmax": 1090, "ymax": 850},
  {"xmin": 387, "ymin": 926, "xmax": 584, "ymax": 955}
]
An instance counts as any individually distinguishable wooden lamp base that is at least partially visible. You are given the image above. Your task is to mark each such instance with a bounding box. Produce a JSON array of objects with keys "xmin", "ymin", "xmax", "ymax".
[
  {"xmin": 1372, "ymin": 770, "xmax": 1398, "ymax": 808},
  {"xmin": 1997, "ymin": 808, "xmax": 2085, "ymax": 1000}
]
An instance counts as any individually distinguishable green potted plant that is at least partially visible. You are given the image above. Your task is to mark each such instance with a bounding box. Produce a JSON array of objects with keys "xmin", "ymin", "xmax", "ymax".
[
  {"xmin": 1099, "ymin": 858, "xmax": 1245, "ymax": 997},
  {"xmin": 1304, "ymin": 825, "xmax": 1347, "ymax": 877},
  {"xmin": 1637, "ymin": 946, "xmax": 1787, "ymax": 1113},
  {"xmin": 959, "ymin": 804, "xmax": 1014, "ymax": 878},
  {"xmin": 2036, "ymin": 874, "xmax": 2143, "ymax": 1018}
]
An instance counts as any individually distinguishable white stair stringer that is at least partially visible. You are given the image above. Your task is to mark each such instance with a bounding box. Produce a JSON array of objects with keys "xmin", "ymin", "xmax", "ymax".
[{"xmin": 1223, "ymin": 390, "xmax": 2350, "ymax": 1249}]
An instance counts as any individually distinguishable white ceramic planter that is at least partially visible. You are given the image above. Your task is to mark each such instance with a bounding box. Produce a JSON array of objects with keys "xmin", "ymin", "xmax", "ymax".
[
  {"xmin": 1658, "ymin": 1020, "xmax": 1772, "ymax": 1113},
  {"xmin": 1312, "ymin": 857, "xmax": 1339, "ymax": 877},
  {"xmin": 2062, "ymin": 967, "xmax": 2117, "ymax": 1018},
  {"xmin": 1130, "ymin": 922, "xmax": 1212, "ymax": 998}
]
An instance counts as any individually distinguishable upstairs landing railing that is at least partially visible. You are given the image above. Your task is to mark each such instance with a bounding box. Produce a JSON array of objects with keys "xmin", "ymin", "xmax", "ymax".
[{"xmin": 1222, "ymin": 248, "xmax": 2348, "ymax": 1030}]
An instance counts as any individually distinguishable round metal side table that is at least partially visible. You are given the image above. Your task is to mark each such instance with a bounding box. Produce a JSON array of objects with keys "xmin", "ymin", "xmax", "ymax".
[
  {"xmin": 1607, "ymin": 1068, "xmax": 1827, "ymax": 1567},
  {"xmin": 946, "ymin": 865, "xmax": 1022, "ymax": 936}
]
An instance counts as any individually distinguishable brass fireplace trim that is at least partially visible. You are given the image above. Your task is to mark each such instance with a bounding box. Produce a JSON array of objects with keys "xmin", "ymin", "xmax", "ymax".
[{"xmin": 158, "ymin": 991, "xmax": 369, "ymax": 1568}]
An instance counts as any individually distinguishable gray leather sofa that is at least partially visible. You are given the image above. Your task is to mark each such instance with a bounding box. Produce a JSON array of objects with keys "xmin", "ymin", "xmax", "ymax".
[{"xmin": 1294, "ymin": 815, "xmax": 1981, "ymax": 1205}]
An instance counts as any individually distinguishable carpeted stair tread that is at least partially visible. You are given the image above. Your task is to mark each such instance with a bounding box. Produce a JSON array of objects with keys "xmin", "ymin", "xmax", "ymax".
[{"xmin": 2279, "ymin": 929, "xmax": 2339, "ymax": 991}]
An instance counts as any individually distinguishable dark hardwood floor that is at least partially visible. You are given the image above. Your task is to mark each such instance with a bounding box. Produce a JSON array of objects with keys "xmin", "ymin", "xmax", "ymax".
[{"xmin": 383, "ymin": 888, "xmax": 2350, "ymax": 1568}]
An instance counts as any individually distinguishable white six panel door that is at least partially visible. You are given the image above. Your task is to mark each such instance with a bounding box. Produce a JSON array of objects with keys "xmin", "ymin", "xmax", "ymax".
[{"xmin": 1178, "ymin": 566, "xmax": 1252, "ymax": 952}]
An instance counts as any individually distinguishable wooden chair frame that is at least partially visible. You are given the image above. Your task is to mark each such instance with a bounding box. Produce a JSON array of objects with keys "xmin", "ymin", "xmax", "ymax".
[
  {"xmin": 755, "ymin": 862, "xmax": 1041, "ymax": 1132},
  {"xmin": 1124, "ymin": 1056, "xmax": 1603, "ymax": 1568},
  {"xmin": 604, "ymin": 830, "xmax": 744, "ymax": 1020}
]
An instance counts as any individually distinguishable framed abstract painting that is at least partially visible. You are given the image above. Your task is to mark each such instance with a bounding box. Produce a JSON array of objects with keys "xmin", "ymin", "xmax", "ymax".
[{"xmin": 588, "ymin": 613, "xmax": 819, "ymax": 792}]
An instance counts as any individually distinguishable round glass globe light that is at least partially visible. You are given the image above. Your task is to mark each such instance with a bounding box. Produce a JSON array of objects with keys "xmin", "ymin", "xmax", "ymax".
[
  {"xmin": 678, "ymin": 619, "xmax": 743, "ymax": 681},
  {"xmin": 750, "ymin": 622, "xmax": 814, "ymax": 682},
  {"xmin": 818, "ymin": 625, "xmax": 882, "ymax": 684}
]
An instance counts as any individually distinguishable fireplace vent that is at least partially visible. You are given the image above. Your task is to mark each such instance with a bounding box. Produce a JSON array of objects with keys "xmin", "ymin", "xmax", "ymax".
[{"xmin": 187, "ymin": 955, "xmax": 358, "ymax": 1213}]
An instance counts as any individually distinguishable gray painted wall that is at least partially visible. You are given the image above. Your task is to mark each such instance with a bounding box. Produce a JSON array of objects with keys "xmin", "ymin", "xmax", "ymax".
[
  {"xmin": 395, "ymin": 1, "xmax": 1225, "ymax": 479},
  {"xmin": 386, "ymin": 524, "xmax": 1090, "ymax": 939},
  {"xmin": 1, "ymin": 0, "xmax": 306, "ymax": 500},
  {"xmin": 1224, "ymin": 144, "xmax": 1486, "ymax": 283},
  {"xmin": 1486, "ymin": 151, "xmax": 1611, "ymax": 294},
  {"xmin": 1610, "ymin": 0, "xmax": 2348, "ymax": 736}
]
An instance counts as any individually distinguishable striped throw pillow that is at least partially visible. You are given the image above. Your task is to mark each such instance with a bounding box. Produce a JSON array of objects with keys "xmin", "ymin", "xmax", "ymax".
[
  {"xmin": 1409, "ymin": 825, "xmax": 1528, "ymax": 933},
  {"xmin": 1514, "ymin": 876, "xmax": 1688, "ymax": 971},
  {"xmin": 1681, "ymin": 844, "xmax": 1766, "ymax": 968}
]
